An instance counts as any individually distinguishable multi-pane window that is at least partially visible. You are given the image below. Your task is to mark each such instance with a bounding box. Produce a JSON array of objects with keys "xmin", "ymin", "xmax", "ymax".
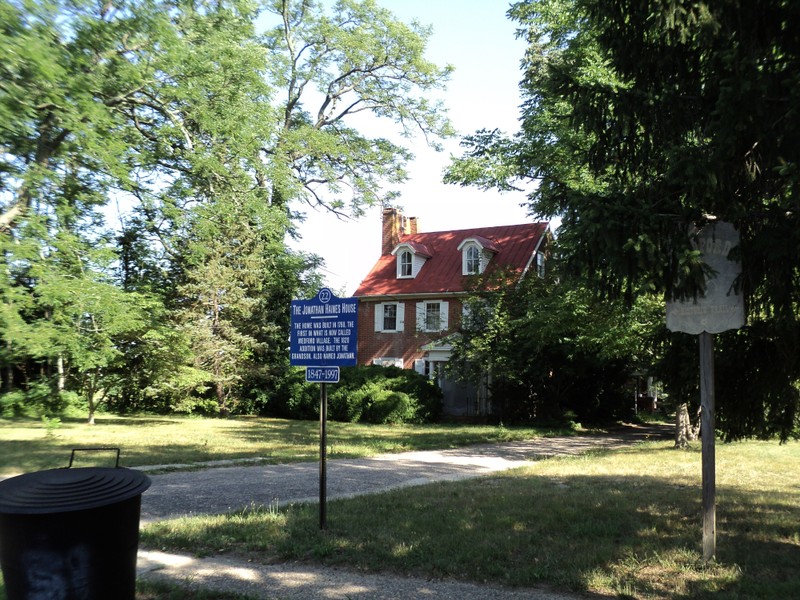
[
  {"xmin": 400, "ymin": 251, "xmax": 413, "ymax": 277},
  {"xmin": 465, "ymin": 245, "xmax": 481, "ymax": 274},
  {"xmin": 425, "ymin": 303, "xmax": 440, "ymax": 331},
  {"xmin": 383, "ymin": 303, "xmax": 397, "ymax": 330},
  {"xmin": 375, "ymin": 302, "xmax": 403, "ymax": 332},
  {"xmin": 417, "ymin": 301, "xmax": 448, "ymax": 332},
  {"xmin": 536, "ymin": 252, "xmax": 545, "ymax": 278}
]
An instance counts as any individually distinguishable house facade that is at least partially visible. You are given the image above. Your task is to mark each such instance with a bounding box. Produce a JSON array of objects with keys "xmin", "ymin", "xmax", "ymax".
[{"xmin": 353, "ymin": 207, "xmax": 549, "ymax": 416}]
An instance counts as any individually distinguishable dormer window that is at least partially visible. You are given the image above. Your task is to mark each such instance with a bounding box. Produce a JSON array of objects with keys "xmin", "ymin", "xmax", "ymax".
[
  {"xmin": 392, "ymin": 242, "xmax": 432, "ymax": 279},
  {"xmin": 399, "ymin": 250, "xmax": 413, "ymax": 277},
  {"xmin": 465, "ymin": 245, "xmax": 481, "ymax": 275},
  {"xmin": 458, "ymin": 236, "xmax": 500, "ymax": 276}
]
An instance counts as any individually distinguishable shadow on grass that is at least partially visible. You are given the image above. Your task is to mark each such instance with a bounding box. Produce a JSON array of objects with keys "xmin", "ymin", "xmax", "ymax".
[{"xmin": 144, "ymin": 469, "xmax": 799, "ymax": 600}]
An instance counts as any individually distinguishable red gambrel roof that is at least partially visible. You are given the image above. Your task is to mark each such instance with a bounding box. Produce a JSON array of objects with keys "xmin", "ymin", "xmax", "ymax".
[{"xmin": 354, "ymin": 222, "xmax": 549, "ymax": 297}]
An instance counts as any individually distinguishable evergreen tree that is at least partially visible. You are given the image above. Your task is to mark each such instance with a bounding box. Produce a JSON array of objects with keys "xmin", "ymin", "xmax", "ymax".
[{"xmin": 447, "ymin": 0, "xmax": 799, "ymax": 440}]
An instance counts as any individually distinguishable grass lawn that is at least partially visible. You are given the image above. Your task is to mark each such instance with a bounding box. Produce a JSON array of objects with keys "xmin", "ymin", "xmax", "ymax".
[
  {"xmin": 141, "ymin": 438, "xmax": 800, "ymax": 600},
  {"xmin": 1, "ymin": 416, "xmax": 797, "ymax": 599},
  {"xmin": 0, "ymin": 415, "xmax": 571, "ymax": 476}
]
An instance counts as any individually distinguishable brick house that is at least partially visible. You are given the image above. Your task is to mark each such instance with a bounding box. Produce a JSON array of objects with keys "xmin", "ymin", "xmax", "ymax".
[{"xmin": 353, "ymin": 207, "xmax": 550, "ymax": 416}]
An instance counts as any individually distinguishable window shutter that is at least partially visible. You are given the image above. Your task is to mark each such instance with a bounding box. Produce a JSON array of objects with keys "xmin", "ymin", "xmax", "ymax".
[
  {"xmin": 397, "ymin": 303, "xmax": 405, "ymax": 331},
  {"xmin": 462, "ymin": 302, "xmax": 472, "ymax": 328},
  {"xmin": 414, "ymin": 359, "xmax": 426, "ymax": 375},
  {"xmin": 440, "ymin": 301, "xmax": 449, "ymax": 330},
  {"xmin": 374, "ymin": 304, "xmax": 383, "ymax": 332}
]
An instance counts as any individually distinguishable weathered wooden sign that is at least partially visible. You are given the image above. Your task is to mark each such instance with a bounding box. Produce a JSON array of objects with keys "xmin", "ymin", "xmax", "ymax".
[
  {"xmin": 666, "ymin": 221, "xmax": 744, "ymax": 335},
  {"xmin": 665, "ymin": 220, "xmax": 745, "ymax": 562}
]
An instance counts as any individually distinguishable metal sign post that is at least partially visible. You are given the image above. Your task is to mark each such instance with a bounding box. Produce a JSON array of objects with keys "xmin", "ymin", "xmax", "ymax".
[
  {"xmin": 666, "ymin": 221, "xmax": 744, "ymax": 562},
  {"xmin": 290, "ymin": 288, "xmax": 358, "ymax": 530},
  {"xmin": 319, "ymin": 382, "xmax": 328, "ymax": 529}
]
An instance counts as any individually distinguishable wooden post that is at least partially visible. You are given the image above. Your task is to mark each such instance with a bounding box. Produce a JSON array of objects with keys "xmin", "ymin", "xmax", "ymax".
[
  {"xmin": 699, "ymin": 331, "xmax": 716, "ymax": 561},
  {"xmin": 319, "ymin": 382, "xmax": 328, "ymax": 530}
]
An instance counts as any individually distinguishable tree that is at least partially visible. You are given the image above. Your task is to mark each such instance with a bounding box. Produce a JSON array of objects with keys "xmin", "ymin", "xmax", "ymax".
[
  {"xmin": 447, "ymin": 0, "xmax": 799, "ymax": 440},
  {"xmin": 172, "ymin": 195, "xmax": 323, "ymax": 414},
  {"xmin": 1, "ymin": 0, "xmax": 456, "ymax": 417},
  {"xmin": 1, "ymin": 0, "xmax": 283, "ymax": 417},
  {"xmin": 449, "ymin": 260, "xmax": 663, "ymax": 425},
  {"xmin": 260, "ymin": 0, "xmax": 455, "ymax": 216},
  {"xmin": 0, "ymin": 205, "xmax": 157, "ymax": 423},
  {"xmin": 138, "ymin": 0, "xmax": 455, "ymax": 412}
]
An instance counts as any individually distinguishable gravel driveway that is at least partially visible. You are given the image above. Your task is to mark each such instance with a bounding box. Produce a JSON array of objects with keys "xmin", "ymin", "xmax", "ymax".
[{"xmin": 136, "ymin": 424, "xmax": 671, "ymax": 599}]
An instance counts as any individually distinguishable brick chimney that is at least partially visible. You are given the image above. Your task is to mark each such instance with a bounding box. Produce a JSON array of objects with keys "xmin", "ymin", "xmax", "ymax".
[
  {"xmin": 382, "ymin": 208, "xmax": 419, "ymax": 255},
  {"xmin": 382, "ymin": 207, "xmax": 402, "ymax": 255}
]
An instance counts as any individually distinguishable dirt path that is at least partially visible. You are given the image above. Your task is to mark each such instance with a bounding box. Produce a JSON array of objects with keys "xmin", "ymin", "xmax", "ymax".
[
  {"xmin": 137, "ymin": 423, "xmax": 671, "ymax": 599},
  {"xmin": 138, "ymin": 423, "xmax": 670, "ymax": 523}
]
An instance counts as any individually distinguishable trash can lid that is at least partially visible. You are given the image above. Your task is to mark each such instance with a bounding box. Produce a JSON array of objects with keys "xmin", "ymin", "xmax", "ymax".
[{"xmin": 0, "ymin": 467, "xmax": 151, "ymax": 514}]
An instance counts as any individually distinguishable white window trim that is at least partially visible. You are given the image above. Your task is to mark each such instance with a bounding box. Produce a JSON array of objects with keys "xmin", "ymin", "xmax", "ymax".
[
  {"xmin": 398, "ymin": 250, "xmax": 413, "ymax": 278},
  {"xmin": 373, "ymin": 357, "xmax": 404, "ymax": 368},
  {"xmin": 458, "ymin": 240, "xmax": 493, "ymax": 276},
  {"xmin": 392, "ymin": 244, "xmax": 429, "ymax": 279},
  {"xmin": 416, "ymin": 300, "xmax": 449, "ymax": 332},
  {"xmin": 374, "ymin": 302, "xmax": 405, "ymax": 333},
  {"xmin": 463, "ymin": 244, "xmax": 481, "ymax": 275}
]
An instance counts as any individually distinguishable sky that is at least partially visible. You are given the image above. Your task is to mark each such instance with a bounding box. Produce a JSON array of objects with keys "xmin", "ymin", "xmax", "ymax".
[{"xmin": 290, "ymin": 1, "xmax": 536, "ymax": 296}]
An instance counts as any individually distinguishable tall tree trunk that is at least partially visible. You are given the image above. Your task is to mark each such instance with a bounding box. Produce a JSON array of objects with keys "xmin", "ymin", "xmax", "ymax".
[
  {"xmin": 3, "ymin": 340, "xmax": 12, "ymax": 393},
  {"xmin": 216, "ymin": 380, "xmax": 227, "ymax": 415},
  {"xmin": 0, "ymin": 119, "xmax": 70, "ymax": 232},
  {"xmin": 86, "ymin": 378, "xmax": 97, "ymax": 425},
  {"xmin": 56, "ymin": 354, "xmax": 65, "ymax": 392}
]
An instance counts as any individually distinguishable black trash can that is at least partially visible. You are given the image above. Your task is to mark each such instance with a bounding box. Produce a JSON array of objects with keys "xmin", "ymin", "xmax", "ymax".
[{"xmin": 0, "ymin": 466, "xmax": 151, "ymax": 600}]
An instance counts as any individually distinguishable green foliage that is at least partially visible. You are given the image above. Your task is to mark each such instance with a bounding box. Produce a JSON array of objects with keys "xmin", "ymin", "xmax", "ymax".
[
  {"xmin": 0, "ymin": 385, "xmax": 83, "ymax": 419},
  {"xmin": 261, "ymin": 0, "xmax": 454, "ymax": 213},
  {"xmin": 447, "ymin": 0, "xmax": 800, "ymax": 439},
  {"xmin": 265, "ymin": 365, "xmax": 443, "ymax": 424},
  {"xmin": 0, "ymin": 0, "xmax": 454, "ymax": 421},
  {"xmin": 715, "ymin": 320, "xmax": 800, "ymax": 442},
  {"xmin": 329, "ymin": 365, "xmax": 442, "ymax": 424},
  {"xmin": 450, "ymin": 260, "xmax": 663, "ymax": 425}
]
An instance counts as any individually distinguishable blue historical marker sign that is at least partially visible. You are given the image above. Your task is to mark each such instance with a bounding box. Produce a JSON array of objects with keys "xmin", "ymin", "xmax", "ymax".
[{"xmin": 290, "ymin": 288, "xmax": 358, "ymax": 367}]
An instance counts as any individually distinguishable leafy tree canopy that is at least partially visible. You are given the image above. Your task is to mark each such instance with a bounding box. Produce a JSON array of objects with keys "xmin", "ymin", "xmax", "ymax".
[
  {"xmin": 0, "ymin": 0, "xmax": 455, "ymax": 419},
  {"xmin": 450, "ymin": 0, "xmax": 799, "ymax": 311},
  {"xmin": 261, "ymin": 0, "xmax": 455, "ymax": 216},
  {"xmin": 446, "ymin": 0, "xmax": 799, "ymax": 439},
  {"xmin": 449, "ymin": 260, "xmax": 663, "ymax": 425}
]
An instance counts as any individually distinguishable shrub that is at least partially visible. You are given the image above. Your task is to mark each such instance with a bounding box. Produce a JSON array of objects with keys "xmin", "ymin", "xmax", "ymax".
[
  {"xmin": 256, "ymin": 368, "xmax": 319, "ymax": 420},
  {"xmin": 0, "ymin": 384, "xmax": 83, "ymax": 418},
  {"xmin": 260, "ymin": 365, "xmax": 442, "ymax": 424},
  {"xmin": 327, "ymin": 365, "xmax": 442, "ymax": 424},
  {"xmin": 364, "ymin": 390, "xmax": 417, "ymax": 424}
]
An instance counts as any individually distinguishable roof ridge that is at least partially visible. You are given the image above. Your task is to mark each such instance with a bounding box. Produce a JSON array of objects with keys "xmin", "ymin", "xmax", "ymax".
[
  {"xmin": 406, "ymin": 221, "xmax": 546, "ymax": 237},
  {"xmin": 355, "ymin": 220, "xmax": 550, "ymax": 298}
]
